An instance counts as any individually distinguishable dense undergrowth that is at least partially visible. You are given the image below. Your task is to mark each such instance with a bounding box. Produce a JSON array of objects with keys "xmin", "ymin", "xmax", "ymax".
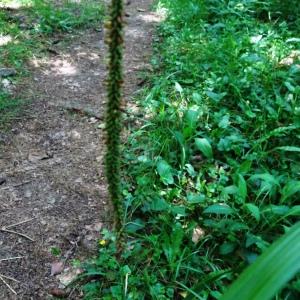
[
  {"xmin": 82, "ymin": 0, "xmax": 300, "ymax": 299},
  {"xmin": 0, "ymin": 0, "xmax": 104, "ymax": 127}
]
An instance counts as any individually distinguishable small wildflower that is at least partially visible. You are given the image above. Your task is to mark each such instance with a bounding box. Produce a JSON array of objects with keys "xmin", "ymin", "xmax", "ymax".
[{"xmin": 99, "ymin": 239, "xmax": 106, "ymax": 246}]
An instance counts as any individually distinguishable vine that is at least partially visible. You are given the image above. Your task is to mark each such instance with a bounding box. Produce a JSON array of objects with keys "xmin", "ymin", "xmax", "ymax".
[{"xmin": 105, "ymin": 0, "xmax": 124, "ymax": 232}]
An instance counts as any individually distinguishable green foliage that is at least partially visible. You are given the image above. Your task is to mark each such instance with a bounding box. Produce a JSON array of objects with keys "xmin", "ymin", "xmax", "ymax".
[
  {"xmin": 105, "ymin": 0, "xmax": 124, "ymax": 231},
  {"xmin": 221, "ymin": 222, "xmax": 300, "ymax": 300},
  {"xmin": 81, "ymin": 0, "xmax": 300, "ymax": 298},
  {"xmin": 31, "ymin": 0, "xmax": 104, "ymax": 33},
  {"xmin": 0, "ymin": 92, "xmax": 23, "ymax": 128}
]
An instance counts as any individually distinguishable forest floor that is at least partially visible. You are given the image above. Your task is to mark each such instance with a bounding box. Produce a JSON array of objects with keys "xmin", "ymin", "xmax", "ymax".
[{"xmin": 0, "ymin": 0, "xmax": 159, "ymax": 298}]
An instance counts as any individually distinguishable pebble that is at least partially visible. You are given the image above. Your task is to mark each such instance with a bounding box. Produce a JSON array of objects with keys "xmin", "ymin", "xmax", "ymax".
[{"xmin": 0, "ymin": 68, "xmax": 17, "ymax": 77}]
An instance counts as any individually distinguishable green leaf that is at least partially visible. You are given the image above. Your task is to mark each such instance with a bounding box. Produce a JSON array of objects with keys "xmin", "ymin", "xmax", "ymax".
[
  {"xmin": 149, "ymin": 197, "xmax": 169, "ymax": 212},
  {"xmin": 195, "ymin": 138, "xmax": 213, "ymax": 159},
  {"xmin": 245, "ymin": 203, "xmax": 260, "ymax": 221},
  {"xmin": 206, "ymin": 91, "xmax": 227, "ymax": 102},
  {"xmin": 219, "ymin": 242, "xmax": 236, "ymax": 255},
  {"xmin": 187, "ymin": 193, "xmax": 205, "ymax": 204},
  {"xmin": 220, "ymin": 222, "xmax": 300, "ymax": 300},
  {"xmin": 284, "ymin": 206, "xmax": 300, "ymax": 217},
  {"xmin": 237, "ymin": 174, "xmax": 247, "ymax": 203},
  {"xmin": 275, "ymin": 146, "xmax": 300, "ymax": 152},
  {"xmin": 223, "ymin": 185, "xmax": 238, "ymax": 195},
  {"xmin": 125, "ymin": 219, "xmax": 145, "ymax": 233},
  {"xmin": 280, "ymin": 180, "xmax": 300, "ymax": 202},
  {"xmin": 261, "ymin": 205, "xmax": 290, "ymax": 215},
  {"xmin": 192, "ymin": 92, "xmax": 202, "ymax": 102},
  {"xmin": 157, "ymin": 160, "xmax": 174, "ymax": 185},
  {"xmin": 203, "ymin": 204, "xmax": 234, "ymax": 215},
  {"xmin": 184, "ymin": 109, "xmax": 199, "ymax": 128},
  {"xmin": 218, "ymin": 115, "xmax": 230, "ymax": 129}
]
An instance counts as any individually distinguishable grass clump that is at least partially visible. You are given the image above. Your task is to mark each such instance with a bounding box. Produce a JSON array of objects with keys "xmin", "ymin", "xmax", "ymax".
[
  {"xmin": 80, "ymin": 0, "xmax": 300, "ymax": 299},
  {"xmin": 0, "ymin": 92, "xmax": 23, "ymax": 127},
  {"xmin": 31, "ymin": 0, "xmax": 105, "ymax": 34}
]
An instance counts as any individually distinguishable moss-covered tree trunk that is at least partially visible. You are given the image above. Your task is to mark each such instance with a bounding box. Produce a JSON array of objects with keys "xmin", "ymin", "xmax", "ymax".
[{"xmin": 105, "ymin": 0, "xmax": 124, "ymax": 231}]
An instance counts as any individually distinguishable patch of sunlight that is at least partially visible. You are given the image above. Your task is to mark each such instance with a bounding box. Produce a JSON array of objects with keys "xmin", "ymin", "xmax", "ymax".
[
  {"xmin": 30, "ymin": 57, "xmax": 78, "ymax": 76},
  {"xmin": 250, "ymin": 35, "xmax": 263, "ymax": 44},
  {"xmin": 0, "ymin": 0, "xmax": 33, "ymax": 9},
  {"xmin": 76, "ymin": 52, "xmax": 99, "ymax": 61},
  {"xmin": 0, "ymin": 35, "xmax": 12, "ymax": 46},
  {"xmin": 138, "ymin": 13, "xmax": 165, "ymax": 24},
  {"xmin": 156, "ymin": 2, "xmax": 168, "ymax": 19},
  {"xmin": 50, "ymin": 59, "xmax": 77, "ymax": 76}
]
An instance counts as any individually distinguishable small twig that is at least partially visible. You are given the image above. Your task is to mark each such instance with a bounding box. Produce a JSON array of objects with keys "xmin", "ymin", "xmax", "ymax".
[
  {"xmin": 1, "ymin": 180, "xmax": 32, "ymax": 190},
  {"xmin": 5, "ymin": 218, "xmax": 35, "ymax": 229},
  {"xmin": 0, "ymin": 256, "xmax": 23, "ymax": 262},
  {"xmin": 0, "ymin": 274, "xmax": 17, "ymax": 295},
  {"xmin": 0, "ymin": 274, "xmax": 20, "ymax": 283},
  {"xmin": 0, "ymin": 228, "xmax": 35, "ymax": 242}
]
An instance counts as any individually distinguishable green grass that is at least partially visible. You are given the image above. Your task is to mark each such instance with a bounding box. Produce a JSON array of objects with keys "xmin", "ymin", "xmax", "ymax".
[
  {"xmin": 0, "ymin": 92, "xmax": 23, "ymax": 127},
  {"xmin": 0, "ymin": 0, "xmax": 104, "ymax": 126},
  {"xmin": 80, "ymin": 0, "xmax": 300, "ymax": 299}
]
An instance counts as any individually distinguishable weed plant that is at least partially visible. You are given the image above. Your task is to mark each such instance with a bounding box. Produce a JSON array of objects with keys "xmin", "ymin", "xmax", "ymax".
[{"xmin": 81, "ymin": 0, "xmax": 300, "ymax": 299}]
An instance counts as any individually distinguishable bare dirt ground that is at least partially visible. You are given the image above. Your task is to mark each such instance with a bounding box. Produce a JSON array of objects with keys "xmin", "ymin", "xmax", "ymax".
[{"xmin": 0, "ymin": 1, "xmax": 160, "ymax": 298}]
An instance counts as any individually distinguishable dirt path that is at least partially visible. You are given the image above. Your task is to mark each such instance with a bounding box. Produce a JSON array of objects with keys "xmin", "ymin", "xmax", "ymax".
[{"xmin": 0, "ymin": 1, "xmax": 159, "ymax": 298}]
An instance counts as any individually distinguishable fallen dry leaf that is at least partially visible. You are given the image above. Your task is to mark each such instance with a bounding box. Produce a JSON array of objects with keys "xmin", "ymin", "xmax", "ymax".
[
  {"xmin": 49, "ymin": 287, "xmax": 68, "ymax": 298},
  {"xmin": 57, "ymin": 267, "xmax": 83, "ymax": 286},
  {"xmin": 192, "ymin": 226, "xmax": 205, "ymax": 244},
  {"xmin": 51, "ymin": 261, "xmax": 64, "ymax": 276}
]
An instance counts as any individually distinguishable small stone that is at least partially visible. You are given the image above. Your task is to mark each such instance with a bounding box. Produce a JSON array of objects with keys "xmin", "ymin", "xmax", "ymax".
[
  {"xmin": 74, "ymin": 177, "xmax": 83, "ymax": 184},
  {"xmin": 70, "ymin": 130, "xmax": 81, "ymax": 139},
  {"xmin": 47, "ymin": 197, "xmax": 56, "ymax": 205},
  {"xmin": 89, "ymin": 117, "xmax": 98, "ymax": 124},
  {"xmin": 2, "ymin": 78, "xmax": 11, "ymax": 88},
  {"xmin": 0, "ymin": 68, "xmax": 17, "ymax": 77},
  {"xmin": 25, "ymin": 190, "xmax": 32, "ymax": 198},
  {"xmin": 57, "ymin": 267, "xmax": 83, "ymax": 286},
  {"xmin": 97, "ymin": 123, "xmax": 105, "ymax": 129}
]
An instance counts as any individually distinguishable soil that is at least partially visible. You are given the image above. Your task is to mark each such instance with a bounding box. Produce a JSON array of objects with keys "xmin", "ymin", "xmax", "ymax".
[{"xmin": 0, "ymin": 1, "xmax": 160, "ymax": 299}]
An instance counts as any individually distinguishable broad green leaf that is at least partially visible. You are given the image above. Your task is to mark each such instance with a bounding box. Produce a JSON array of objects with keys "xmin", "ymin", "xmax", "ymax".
[
  {"xmin": 249, "ymin": 173, "xmax": 280, "ymax": 194},
  {"xmin": 195, "ymin": 138, "xmax": 213, "ymax": 159},
  {"xmin": 286, "ymin": 38, "xmax": 300, "ymax": 43},
  {"xmin": 245, "ymin": 203, "xmax": 260, "ymax": 221},
  {"xmin": 192, "ymin": 92, "xmax": 202, "ymax": 102},
  {"xmin": 261, "ymin": 205, "xmax": 290, "ymax": 215},
  {"xmin": 237, "ymin": 174, "xmax": 247, "ymax": 203},
  {"xmin": 157, "ymin": 160, "xmax": 174, "ymax": 185},
  {"xmin": 206, "ymin": 91, "xmax": 227, "ymax": 102},
  {"xmin": 218, "ymin": 115, "xmax": 230, "ymax": 129},
  {"xmin": 284, "ymin": 206, "xmax": 300, "ymax": 217},
  {"xmin": 187, "ymin": 193, "xmax": 205, "ymax": 204},
  {"xmin": 220, "ymin": 222, "xmax": 300, "ymax": 300},
  {"xmin": 237, "ymin": 160, "xmax": 252, "ymax": 174},
  {"xmin": 250, "ymin": 174, "xmax": 280, "ymax": 187},
  {"xmin": 184, "ymin": 109, "xmax": 199, "ymax": 128},
  {"xmin": 219, "ymin": 242, "xmax": 236, "ymax": 255},
  {"xmin": 149, "ymin": 197, "xmax": 169, "ymax": 211},
  {"xmin": 125, "ymin": 219, "xmax": 145, "ymax": 233},
  {"xmin": 275, "ymin": 146, "xmax": 300, "ymax": 152},
  {"xmin": 280, "ymin": 180, "xmax": 300, "ymax": 202},
  {"xmin": 203, "ymin": 204, "xmax": 234, "ymax": 215},
  {"xmin": 223, "ymin": 185, "xmax": 238, "ymax": 195}
]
